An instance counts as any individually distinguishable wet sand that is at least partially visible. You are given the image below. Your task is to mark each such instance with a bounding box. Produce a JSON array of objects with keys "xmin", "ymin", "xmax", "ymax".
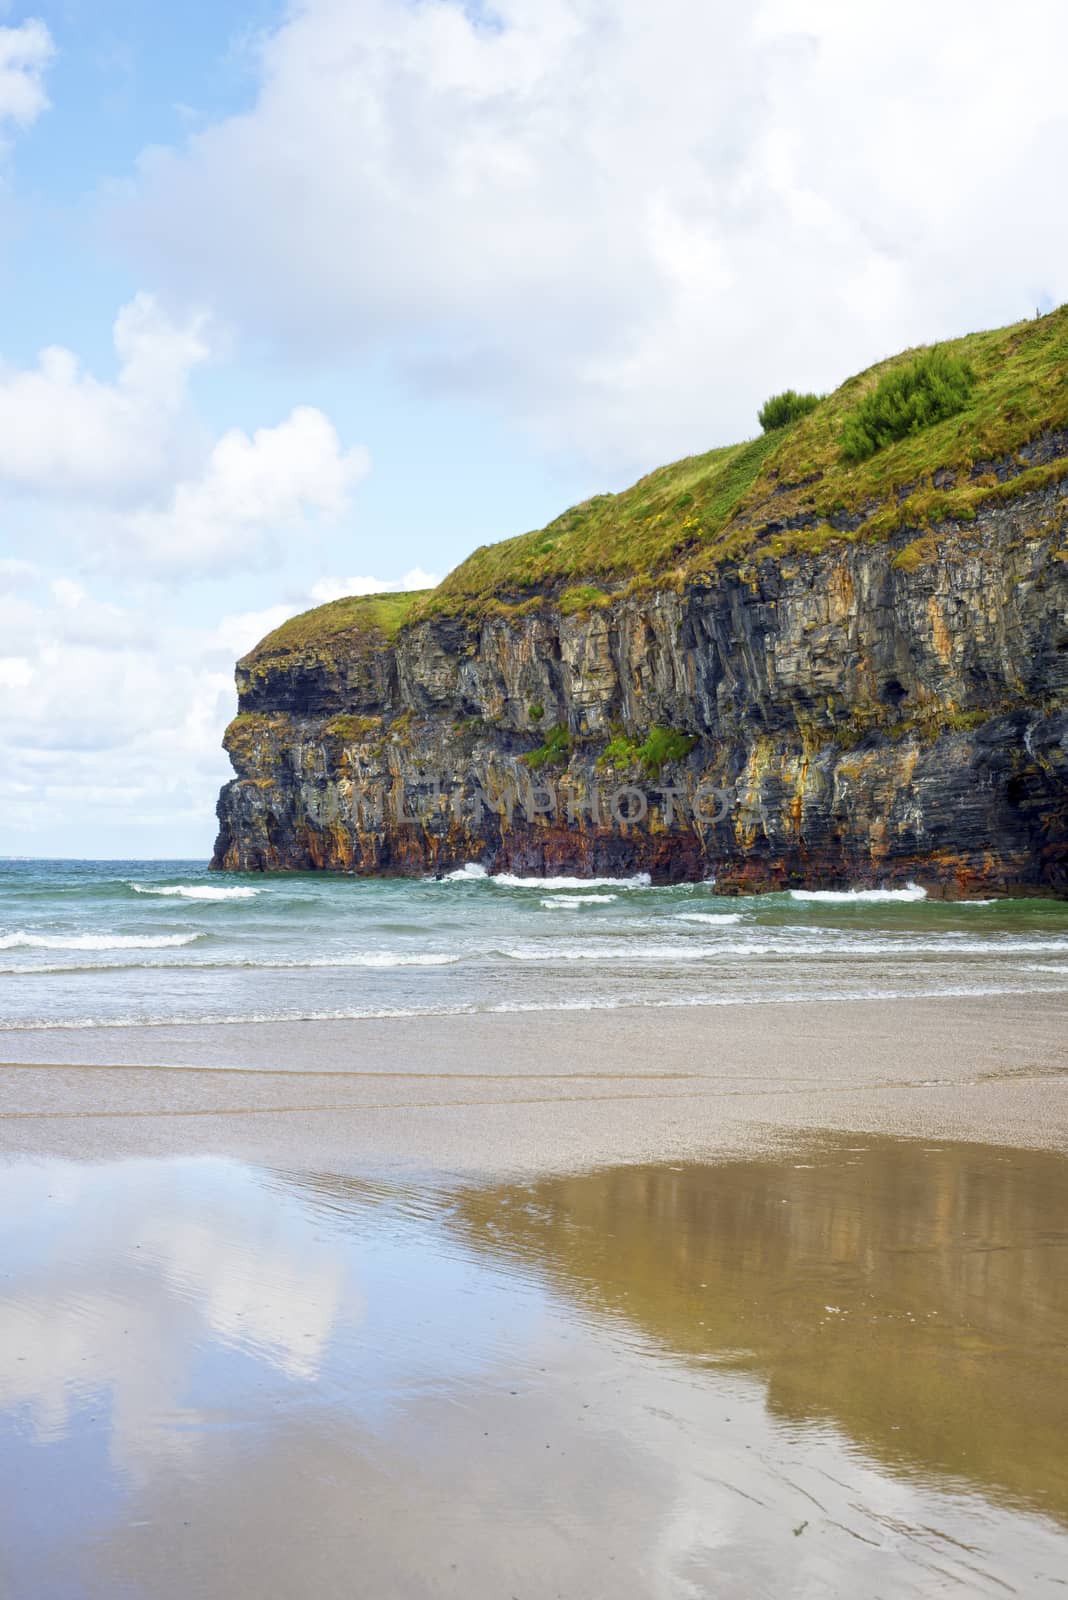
[
  {"xmin": 1, "ymin": 990, "xmax": 1067, "ymax": 1172},
  {"xmin": 3, "ymin": 994, "xmax": 1068, "ymax": 1596},
  {"xmin": 2, "ymin": 1137, "xmax": 1068, "ymax": 1597}
]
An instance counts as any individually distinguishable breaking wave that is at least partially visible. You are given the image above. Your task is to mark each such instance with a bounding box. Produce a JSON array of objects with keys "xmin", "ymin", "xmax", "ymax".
[
  {"xmin": 129, "ymin": 883, "xmax": 262, "ymax": 901},
  {"xmin": 438, "ymin": 864, "xmax": 652, "ymax": 890},
  {"xmin": 540, "ymin": 895, "xmax": 618, "ymax": 908},
  {"xmin": 495, "ymin": 872, "xmax": 651, "ymax": 890},
  {"xmin": 789, "ymin": 884, "xmax": 928, "ymax": 904},
  {"xmin": 0, "ymin": 931, "xmax": 202, "ymax": 951},
  {"xmin": 672, "ymin": 912, "xmax": 743, "ymax": 925}
]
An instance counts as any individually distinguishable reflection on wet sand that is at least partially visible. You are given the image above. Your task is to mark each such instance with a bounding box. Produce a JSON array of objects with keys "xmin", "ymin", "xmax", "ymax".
[
  {"xmin": 1, "ymin": 1139, "xmax": 1066, "ymax": 1598},
  {"xmin": 451, "ymin": 1138, "xmax": 1068, "ymax": 1526}
]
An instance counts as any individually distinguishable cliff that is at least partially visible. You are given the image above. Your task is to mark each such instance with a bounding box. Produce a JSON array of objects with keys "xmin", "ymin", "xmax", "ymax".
[{"xmin": 212, "ymin": 310, "xmax": 1068, "ymax": 895}]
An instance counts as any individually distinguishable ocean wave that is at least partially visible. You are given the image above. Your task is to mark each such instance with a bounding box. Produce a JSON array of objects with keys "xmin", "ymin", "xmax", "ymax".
[
  {"xmin": 672, "ymin": 912, "xmax": 742, "ymax": 925},
  {"xmin": 4, "ymin": 980, "xmax": 1066, "ymax": 1031},
  {"xmin": 789, "ymin": 883, "xmax": 928, "ymax": 904},
  {"xmin": 503, "ymin": 942, "xmax": 721, "ymax": 962},
  {"xmin": 302, "ymin": 952, "xmax": 460, "ymax": 968},
  {"xmin": 5, "ymin": 930, "xmax": 1065, "ymax": 973},
  {"xmin": 128, "ymin": 882, "xmax": 262, "ymax": 901},
  {"xmin": 501, "ymin": 934, "xmax": 1068, "ymax": 962},
  {"xmin": 540, "ymin": 895, "xmax": 618, "ymax": 908},
  {"xmin": 494, "ymin": 872, "xmax": 652, "ymax": 890},
  {"xmin": 437, "ymin": 864, "xmax": 652, "ymax": 890},
  {"xmin": 0, "ymin": 931, "xmax": 202, "ymax": 951},
  {"xmin": 0, "ymin": 948, "xmax": 460, "ymax": 972}
]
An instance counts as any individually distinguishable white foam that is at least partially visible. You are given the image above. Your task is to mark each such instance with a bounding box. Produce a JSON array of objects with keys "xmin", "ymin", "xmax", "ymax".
[
  {"xmin": 0, "ymin": 931, "xmax": 202, "ymax": 951},
  {"xmin": 182, "ymin": 951, "xmax": 462, "ymax": 969},
  {"xmin": 501, "ymin": 934, "xmax": 1068, "ymax": 963},
  {"xmin": 504, "ymin": 943, "xmax": 715, "ymax": 962},
  {"xmin": 129, "ymin": 883, "xmax": 261, "ymax": 901},
  {"xmin": 673, "ymin": 912, "xmax": 742, "ymax": 925},
  {"xmin": 494, "ymin": 872, "xmax": 652, "ymax": 890},
  {"xmin": 8, "ymin": 979, "xmax": 1066, "ymax": 1031},
  {"xmin": 0, "ymin": 951, "xmax": 462, "ymax": 975},
  {"xmin": 789, "ymin": 883, "xmax": 928, "ymax": 904},
  {"xmin": 540, "ymin": 895, "xmax": 618, "ymax": 908},
  {"xmin": 305, "ymin": 952, "xmax": 459, "ymax": 968},
  {"xmin": 441, "ymin": 863, "xmax": 489, "ymax": 881}
]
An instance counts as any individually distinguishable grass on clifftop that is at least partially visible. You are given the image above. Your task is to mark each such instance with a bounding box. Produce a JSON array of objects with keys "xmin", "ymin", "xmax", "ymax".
[
  {"xmin": 416, "ymin": 304, "xmax": 1066, "ymax": 617},
  {"xmin": 242, "ymin": 590, "xmax": 428, "ymax": 665},
  {"xmin": 723, "ymin": 306, "xmax": 1068, "ymax": 557},
  {"xmin": 241, "ymin": 306, "xmax": 1067, "ymax": 661},
  {"xmin": 418, "ymin": 431, "xmax": 782, "ymax": 615}
]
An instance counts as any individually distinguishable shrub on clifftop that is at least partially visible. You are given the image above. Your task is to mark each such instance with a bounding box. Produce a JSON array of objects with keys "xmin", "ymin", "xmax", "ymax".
[
  {"xmin": 758, "ymin": 390, "xmax": 823, "ymax": 432},
  {"xmin": 841, "ymin": 348, "xmax": 975, "ymax": 462}
]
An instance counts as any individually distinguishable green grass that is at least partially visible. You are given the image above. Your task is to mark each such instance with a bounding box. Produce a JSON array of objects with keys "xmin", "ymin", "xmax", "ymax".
[
  {"xmin": 559, "ymin": 583, "xmax": 612, "ymax": 615},
  {"xmin": 523, "ymin": 723, "xmax": 571, "ymax": 769},
  {"xmin": 242, "ymin": 590, "xmax": 429, "ymax": 665},
  {"xmin": 236, "ymin": 307, "xmax": 1067, "ymax": 662},
  {"xmin": 759, "ymin": 389, "xmax": 823, "ymax": 432},
  {"xmin": 417, "ymin": 306, "xmax": 1065, "ymax": 617},
  {"xmin": 636, "ymin": 726, "xmax": 698, "ymax": 776},
  {"xmin": 599, "ymin": 725, "xmax": 698, "ymax": 777},
  {"xmin": 414, "ymin": 432, "xmax": 782, "ymax": 617},
  {"xmin": 717, "ymin": 306, "xmax": 1068, "ymax": 562},
  {"xmin": 840, "ymin": 348, "xmax": 975, "ymax": 462}
]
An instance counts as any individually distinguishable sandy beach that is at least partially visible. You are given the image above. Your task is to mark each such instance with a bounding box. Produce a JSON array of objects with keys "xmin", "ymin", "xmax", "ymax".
[
  {"xmin": 3, "ymin": 993, "xmax": 1068, "ymax": 1597},
  {"xmin": 3, "ymin": 990, "xmax": 1067, "ymax": 1172}
]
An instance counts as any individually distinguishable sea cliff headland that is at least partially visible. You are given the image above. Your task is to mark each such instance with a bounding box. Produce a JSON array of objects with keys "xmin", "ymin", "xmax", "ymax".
[{"xmin": 212, "ymin": 310, "xmax": 1068, "ymax": 896}]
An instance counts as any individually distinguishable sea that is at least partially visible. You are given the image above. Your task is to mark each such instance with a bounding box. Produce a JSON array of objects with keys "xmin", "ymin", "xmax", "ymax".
[{"xmin": 3, "ymin": 857, "xmax": 1068, "ymax": 1031}]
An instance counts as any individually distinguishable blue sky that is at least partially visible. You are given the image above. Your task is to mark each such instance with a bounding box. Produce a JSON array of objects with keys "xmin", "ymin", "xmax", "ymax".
[{"xmin": 0, "ymin": 0, "xmax": 1065, "ymax": 857}]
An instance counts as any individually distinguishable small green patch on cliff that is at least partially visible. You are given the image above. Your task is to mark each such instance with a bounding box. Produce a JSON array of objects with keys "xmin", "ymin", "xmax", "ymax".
[
  {"xmin": 523, "ymin": 723, "xmax": 571, "ymax": 768},
  {"xmin": 322, "ymin": 714, "xmax": 384, "ymax": 741},
  {"xmin": 559, "ymin": 584, "xmax": 612, "ymax": 615},
  {"xmin": 599, "ymin": 725, "xmax": 698, "ymax": 778}
]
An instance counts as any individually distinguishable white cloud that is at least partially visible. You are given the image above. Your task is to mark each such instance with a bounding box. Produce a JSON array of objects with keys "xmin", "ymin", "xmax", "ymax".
[
  {"xmin": 121, "ymin": 405, "xmax": 370, "ymax": 574},
  {"xmin": 308, "ymin": 567, "xmax": 439, "ymax": 604},
  {"xmin": 0, "ymin": 655, "xmax": 32, "ymax": 689},
  {"xmin": 214, "ymin": 568, "xmax": 439, "ymax": 659},
  {"xmin": 110, "ymin": 0, "xmax": 1068, "ymax": 466},
  {"xmin": 0, "ymin": 556, "xmax": 39, "ymax": 585},
  {"xmin": 212, "ymin": 604, "xmax": 297, "ymax": 660},
  {"xmin": 0, "ymin": 563, "xmax": 439, "ymax": 852},
  {"xmin": 0, "ymin": 19, "xmax": 52, "ymax": 136},
  {"xmin": 0, "ymin": 293, "xmax": 211, "ymax": 501},
  {"xmin": 0, "ymin": 298, "xmax": 370, "ymax": 575},
  {"xmin": 0, "ymin": 576, "xmax": 236, "ymax": 852}
]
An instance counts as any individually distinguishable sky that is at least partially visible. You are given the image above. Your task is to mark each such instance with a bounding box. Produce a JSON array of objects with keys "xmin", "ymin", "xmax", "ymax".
[{"xmin": 0, "ymin": 0, "xmax": 1065, "ymax": 859}]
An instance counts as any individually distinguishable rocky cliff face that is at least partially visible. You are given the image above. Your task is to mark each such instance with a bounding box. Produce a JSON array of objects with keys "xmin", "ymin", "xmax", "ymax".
[{"xmin": 213, "ymin": 478, "xmax": 1068, "ymax": 896}]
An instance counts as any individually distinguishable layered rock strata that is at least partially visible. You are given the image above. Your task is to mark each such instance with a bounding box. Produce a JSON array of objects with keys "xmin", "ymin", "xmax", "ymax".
[{"xmin": 213, "ymin": 481, "xmax": 1068, "ymax": 896}]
